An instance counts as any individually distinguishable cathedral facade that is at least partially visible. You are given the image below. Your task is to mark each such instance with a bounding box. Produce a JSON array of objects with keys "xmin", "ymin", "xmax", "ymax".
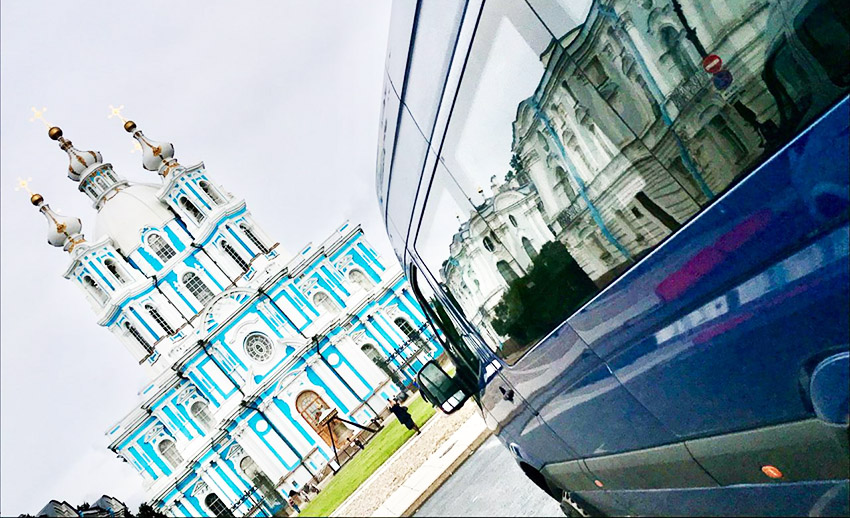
[{"xmin": 30, "ymin": 121, "xmax": 443, "ymax": 517}]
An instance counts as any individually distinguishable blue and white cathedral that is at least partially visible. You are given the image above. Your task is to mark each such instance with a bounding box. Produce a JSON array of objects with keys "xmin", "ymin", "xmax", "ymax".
[{"xmin": 29, "ymin": 119, "xmax": 443, "ymax": 517}]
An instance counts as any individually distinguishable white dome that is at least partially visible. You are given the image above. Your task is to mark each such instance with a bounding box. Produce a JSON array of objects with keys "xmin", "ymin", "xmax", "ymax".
[{"xmin": 94, "ymin": 183, "xmax": 174, "ymax": 253}]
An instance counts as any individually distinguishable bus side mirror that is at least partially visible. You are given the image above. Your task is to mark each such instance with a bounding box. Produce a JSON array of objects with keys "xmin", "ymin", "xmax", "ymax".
[{"xmin": 417, "ymin": 360, "xmax": 471, "ymax": 414}]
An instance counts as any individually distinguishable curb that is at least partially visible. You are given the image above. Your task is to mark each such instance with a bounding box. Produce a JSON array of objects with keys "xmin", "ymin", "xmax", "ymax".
[{"xmin": 401, "ymin": 427, "xmax": 493, "ymax": 517}]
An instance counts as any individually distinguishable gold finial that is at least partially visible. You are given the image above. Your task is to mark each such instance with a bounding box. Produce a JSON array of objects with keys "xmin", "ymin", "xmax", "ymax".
[
  {"xmin": 29, "ymin": 107, "xmax": 51, "ymax": 129},
  {"xmin": 108, "ymin": 104, "xmax": 128, "ymax": 123},
  {"xmin": 130, "ymin": 141, "xmax": 142, "ymax": 154}
]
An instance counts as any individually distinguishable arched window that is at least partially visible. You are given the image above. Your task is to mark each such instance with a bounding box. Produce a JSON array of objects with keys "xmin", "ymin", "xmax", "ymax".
[
  {"xmin": 148, "ymin": 234, "xmax": 176, "ymax": 262},
  {"xmin": 182, "ymin": 272, "xmax": 214, "ymax": 305},
  {"xmin": 394, "ymin": 318, "xmax": 416, "ymax": 338},
  {"xmin": 199, "ymin": 180, "xmax": 225, "ymax": 205},
  {"xmin": 204, "ymin": 493, "xmax": 232, "ymax": 518},
  {"xmin": 497, "ymin": 260, "xmax": 519, "ymax": 284},
  {"xmin": 349, "ymin": 269, "xmax": 373, "ymax": 291},
  {"xmin": 482, "ymin": 236, "xmax": 495, "ymax": 252},
  {"xmin": 240, "ymin": 457, "xmax": 283, "ymax": 506},
  {"xmin": 508, "ymin": 214, "xmax": 518, "ymax": 227},
  {"xmin": 145, "ymin": 304, "xmax": 174, "ymax": 336},
  {"xmin": 104, "ymin": 258, "xmax": 126, "ymax": 284},
  {"xmin": 244, "ymin": 333, "xmax": 274, "ymax": 363},
  {"xmin": 313, "ymin": 291, "xmax": 337, "ymax": 314},
  {"xmin": 96, "ymin": 177, "xmax": 109, "ymax": 192},
  {"xmin": 660, "ymin": 25, "xmax": 696, "ymax": 78},
  {"xmin": 191, "ymin": 401, "xmax": 213, "ymax": 431},
  {"xmin": 158, "ymin": 439, "xmax": 182, "ymax": 468},
  {"xmin": 220, "ymin": 240, "xmax": 249, "ymax": 271},
  {"xmin": 125, "ymin": 322, "xmax": 152, "ymax": 353},
  {"xmin": 179, "ymin": 196, "xmax": 205, "ymax": 224},
  {"xmin": 522, "ymin": 237, "xmax": 538, "ymax": 260},
  {"xmin": 361, "ymin": 343, "xmax": 383, "ymax": 365},
  {"xmin": 82, "ymin": 275, "xmax": 107, "ymax": 304},
  {"xmin": 239, "ymin": 223, "xmax": 269, "ymax": 254}
]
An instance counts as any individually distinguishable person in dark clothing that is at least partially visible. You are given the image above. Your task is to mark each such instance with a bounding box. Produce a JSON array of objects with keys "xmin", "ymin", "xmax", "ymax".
[{"xmin": 389, "ymin": 397, "xmax": 421, "ymax": 434}]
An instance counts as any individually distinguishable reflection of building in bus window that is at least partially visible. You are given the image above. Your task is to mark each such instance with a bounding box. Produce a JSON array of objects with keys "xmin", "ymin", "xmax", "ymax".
[{"xmin": 416, "ymin": 0, "xmax": 848, "ymax": 366}]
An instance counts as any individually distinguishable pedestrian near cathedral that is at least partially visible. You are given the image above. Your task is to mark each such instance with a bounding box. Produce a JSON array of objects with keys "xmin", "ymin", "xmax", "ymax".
[{"xmin": 389, "ymin": 397, "xmax": 420, "ymax": 434}]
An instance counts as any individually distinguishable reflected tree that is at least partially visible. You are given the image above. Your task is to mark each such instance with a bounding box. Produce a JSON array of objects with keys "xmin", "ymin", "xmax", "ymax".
[{"xmin": 491, "ymin": 241, "xmax": 597, "ymax": 346}]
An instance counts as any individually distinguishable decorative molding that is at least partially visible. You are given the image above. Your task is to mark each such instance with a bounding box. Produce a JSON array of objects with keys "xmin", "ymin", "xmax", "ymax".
[
  {"xmin": 191, "ymin": 480, "xmax": 208, "ymax": 497},
  {"xmin": 226, "ymin": 444, "xmax": 244, "ymax": 461},
  {"xmin": 144, "ymin": 422, "xmax": 164, "ymax": 443}
]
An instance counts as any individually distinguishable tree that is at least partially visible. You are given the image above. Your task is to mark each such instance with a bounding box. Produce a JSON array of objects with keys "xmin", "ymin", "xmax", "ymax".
[
  {"xmin": 136, "ymin": 503, "xmax": 167, "ymax": 518},
  {"xmin": 491, "ymin": 241, "xmax": 596, "ymax": 345}
]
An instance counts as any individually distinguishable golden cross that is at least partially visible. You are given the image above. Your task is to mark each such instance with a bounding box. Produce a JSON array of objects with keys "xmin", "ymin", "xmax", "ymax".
[
  {"xmin": 29, "ymin": 107, "xmax": 50, "ymax": 129},
  {"xmin": 14, "ymin": 177, "xmax": 34, "ymax": 196},
  {"xmin": 130, "ymin": 141, "xmax": 142, "ymax": 154},
  {"xmin": 107, "ymin": 104, "xmax": 127, "ymax": 123}
]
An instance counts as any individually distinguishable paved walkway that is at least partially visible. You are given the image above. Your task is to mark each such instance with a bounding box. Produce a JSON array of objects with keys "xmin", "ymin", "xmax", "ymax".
[{"xmin": 331, "ymin": 402, "xmax": 489, "ymax": 517}]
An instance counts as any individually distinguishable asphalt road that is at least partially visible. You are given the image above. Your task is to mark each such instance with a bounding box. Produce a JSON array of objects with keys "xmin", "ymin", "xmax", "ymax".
[{"xmin": 413, "ymin": 436, "xmax": 563, "ymax": 517}]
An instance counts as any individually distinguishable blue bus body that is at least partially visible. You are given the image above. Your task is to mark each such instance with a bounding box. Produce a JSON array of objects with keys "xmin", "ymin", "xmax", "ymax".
[{"xmin": 377, "ymin": 0, "xmax": 849, "ymax": 515}]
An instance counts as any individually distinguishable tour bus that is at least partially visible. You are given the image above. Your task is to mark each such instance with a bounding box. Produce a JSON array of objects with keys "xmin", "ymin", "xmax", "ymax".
[{"xmin": 376, "ymin": 0, "xmax": 848, "ymax": 516}]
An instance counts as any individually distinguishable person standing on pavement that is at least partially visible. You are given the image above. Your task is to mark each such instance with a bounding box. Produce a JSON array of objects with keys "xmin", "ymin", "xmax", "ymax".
[{"xmin": 389, "ymin": 397, "xmax": 421, "ymax": 434}]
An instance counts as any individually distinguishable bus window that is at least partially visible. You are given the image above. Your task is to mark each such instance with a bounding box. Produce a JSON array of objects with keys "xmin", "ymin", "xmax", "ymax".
[{"xmin": 414, "ymin": 0, "xmax": 701, "ymax": 363}]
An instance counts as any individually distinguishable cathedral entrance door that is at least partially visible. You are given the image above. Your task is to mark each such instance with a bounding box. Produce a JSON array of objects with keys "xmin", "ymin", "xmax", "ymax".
[{"xmin": 296, "ymin": 390, "xmax": 350, "ymax": 447}]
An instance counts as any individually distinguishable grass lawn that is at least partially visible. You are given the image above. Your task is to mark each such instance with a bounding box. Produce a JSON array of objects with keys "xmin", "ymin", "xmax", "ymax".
[{"xmin": 297, "ymin": 395, "xmax": 436, "ymax": 517}]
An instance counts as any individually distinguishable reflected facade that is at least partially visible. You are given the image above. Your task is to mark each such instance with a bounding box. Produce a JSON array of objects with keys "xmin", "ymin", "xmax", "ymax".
[{"xmin": 416, "ymin": 0, "xmax": 848, "ymax": 363}]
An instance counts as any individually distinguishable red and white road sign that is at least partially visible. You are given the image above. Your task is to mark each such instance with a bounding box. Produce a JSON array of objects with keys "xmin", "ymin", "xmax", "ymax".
[{"xmin": 702, "ymin": 54, "xmax": 723, "ymax": 74}]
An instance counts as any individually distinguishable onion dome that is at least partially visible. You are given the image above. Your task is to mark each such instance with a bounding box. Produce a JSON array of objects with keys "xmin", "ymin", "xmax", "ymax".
[
  {"xmin": 30, "ymin": 192, "xmax": 87, "ymax": 253},
  {"xmin": 48, "ymin": 126, "xmax": 103, "ymax": 181},
  {"xmin": 123, "ymin": 120, "xmax": 181, "ymax": 177}
]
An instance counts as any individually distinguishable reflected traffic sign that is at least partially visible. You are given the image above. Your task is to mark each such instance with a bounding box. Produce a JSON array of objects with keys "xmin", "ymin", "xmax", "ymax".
[
  {"xmin": 713, "ymin": 69, "xmax": 733, "ymax": 90},
  {"xmin": 702, "ymin": 54, "xmax": 723, "ymax": 74}
]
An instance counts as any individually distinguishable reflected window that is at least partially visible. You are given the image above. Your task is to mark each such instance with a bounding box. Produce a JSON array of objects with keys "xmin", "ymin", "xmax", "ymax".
[
  {"xmin": 521, "ymin": 237, "xmax": 537, "ymax": 260},
  {"xmin": 482, "ymin": 236, "xmax": 495, "ymax": 252},
  {"xmin": 496, "ymin": 261, "xmax": 519, "ymax": 284}
]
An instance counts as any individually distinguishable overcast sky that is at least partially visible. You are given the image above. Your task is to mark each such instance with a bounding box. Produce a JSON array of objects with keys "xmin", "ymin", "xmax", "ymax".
[{"xmin": 0, "ymin": 2, "xmax": 393, "ymax": 514}]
